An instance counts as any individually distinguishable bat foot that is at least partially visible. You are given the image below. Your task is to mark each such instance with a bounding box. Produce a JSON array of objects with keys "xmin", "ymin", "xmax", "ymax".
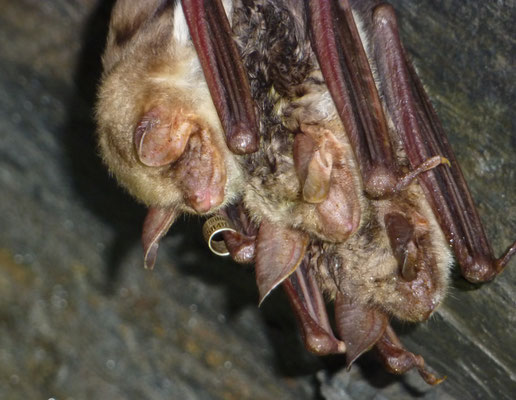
[{"xmin": 375, "ymin": 325, "xmax": 444, "ymax": 385}]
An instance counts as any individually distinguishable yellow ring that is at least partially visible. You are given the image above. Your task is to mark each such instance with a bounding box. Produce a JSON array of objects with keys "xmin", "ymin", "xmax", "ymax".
[{"xmin": 202, "ymin": 215, "xmax": 236, "ymax": 256}]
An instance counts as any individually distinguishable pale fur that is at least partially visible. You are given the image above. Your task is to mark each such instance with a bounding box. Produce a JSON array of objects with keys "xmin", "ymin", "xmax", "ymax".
[
  {"xmin": 232, "ymin": 0, "xmax": 453, "ymax": 321},
  {"xmin": 324, "ymin": 184, "xmax": 453, "ymax": 322},
  {"xmin": 97, "ymin": 0, "xmax": 454, "ymax": 324},
  {"xmin": 96, "ymin": 1, "xmax": 244, "ymax": 214}
]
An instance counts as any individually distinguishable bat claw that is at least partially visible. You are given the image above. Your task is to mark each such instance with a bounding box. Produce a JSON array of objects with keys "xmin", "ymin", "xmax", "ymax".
[{"xmin": 440, "ymin": 156, "xmax": 451, "ymax": 167}]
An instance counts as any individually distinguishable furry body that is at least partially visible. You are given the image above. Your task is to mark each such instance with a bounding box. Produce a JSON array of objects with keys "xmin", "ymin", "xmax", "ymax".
[
  {"xmin": 230, "ymin": 0, "xmax": 452, "ymax": 320},
  {"xmin": 96, "ymin": 0, "xmax": 471, "ymax": 382}
]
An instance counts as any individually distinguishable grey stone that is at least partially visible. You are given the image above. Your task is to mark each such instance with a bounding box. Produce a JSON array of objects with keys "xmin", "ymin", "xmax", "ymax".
[{"xmin": 0, "ymin": 1, "xmax": 514, "ymax": 399}]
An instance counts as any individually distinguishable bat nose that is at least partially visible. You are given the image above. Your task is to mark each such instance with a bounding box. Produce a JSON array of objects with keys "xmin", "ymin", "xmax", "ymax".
[{"xmin": 188, "ymin": 190, "xmax": 223, "ymax": 213}]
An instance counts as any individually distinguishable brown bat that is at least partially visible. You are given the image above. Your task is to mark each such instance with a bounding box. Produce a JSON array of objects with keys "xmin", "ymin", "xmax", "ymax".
[{"xmin": 96, "ymin": 0, "xmax": 516, "ymax": 386}]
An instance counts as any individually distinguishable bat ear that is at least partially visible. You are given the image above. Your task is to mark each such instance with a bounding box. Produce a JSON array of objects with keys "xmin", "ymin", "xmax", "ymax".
[
  {"xmin": 255, "ymin": 220, "xmax": 309, "ymax": 305},
  {"xmin": 293, "ymin": 131, "xmax": 332, "ymax": 204},
  {"xmin": 134, "ymin": 105, "xmax": 196, "ymax": 167},
  {"xmin": 142, "ymin": 207, "xmax": 179, "ymax": 270},
  {"xmin": 384, "ymin": 212, "xmax": 419, "ymax": 281},
  {"xmin": 334, "ymin": 292, "xmax": 388, "ymax": 368},
  {"xmin": 294, "ymin": 125, "xmax": 362, "ymax": 242},
  {"xmin": 134, "ymin": 104, "xmax": 229, "ymax": 214}
]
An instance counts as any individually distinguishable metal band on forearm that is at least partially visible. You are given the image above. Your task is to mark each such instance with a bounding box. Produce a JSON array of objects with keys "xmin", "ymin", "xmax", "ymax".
[{"xmin": 202, "ymin": 215, "xmax": 236, "ymax": 256}]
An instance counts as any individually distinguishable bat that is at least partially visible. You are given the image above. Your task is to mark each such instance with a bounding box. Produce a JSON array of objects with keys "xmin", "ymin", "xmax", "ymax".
[{"xmin": 95, "ymin": 0, "xmax": 516, "ymax": 386}]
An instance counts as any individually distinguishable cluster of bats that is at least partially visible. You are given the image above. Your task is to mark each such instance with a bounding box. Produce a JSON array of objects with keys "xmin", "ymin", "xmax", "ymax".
[{"xmin": 95, "ymin": 0, "xmax": 515, "ymax": 386}]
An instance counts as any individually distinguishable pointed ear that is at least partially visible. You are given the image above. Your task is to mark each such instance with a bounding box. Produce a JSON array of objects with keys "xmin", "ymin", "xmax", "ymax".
[
  {"xmin": 293, "ymin": 131, "xmax": 333, "ymax": 204},
  {"xmin": 334, "ymin": 292, "xmax": 388, "ymax": 368},
  {"xmin": 255, "ymin": 220, "xmax": 309, "ymax": 304},
  {"xmin": 134, "ymin": 106, "xmax": 196, "ymax": 167},
  {"xmin": 142, "ymin": 207, "xmax": 179, "ymax": 270}
]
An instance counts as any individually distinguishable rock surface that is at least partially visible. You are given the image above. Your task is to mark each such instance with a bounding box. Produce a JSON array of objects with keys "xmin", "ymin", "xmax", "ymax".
[{"xmin": 0, "ymin": 1, "xmax": 514, "ymax": 399}]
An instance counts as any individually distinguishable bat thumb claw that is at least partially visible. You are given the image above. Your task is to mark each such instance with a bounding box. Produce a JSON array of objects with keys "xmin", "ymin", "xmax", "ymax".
[{"xmin": 440, "ymin": 156, "xmax": 451, "ymax": 167}]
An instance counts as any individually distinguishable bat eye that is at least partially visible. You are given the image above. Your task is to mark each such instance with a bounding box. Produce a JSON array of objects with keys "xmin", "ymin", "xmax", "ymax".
[{"xmin": 384, "ymin": 212, "xmax": 419, "ymax": 281}]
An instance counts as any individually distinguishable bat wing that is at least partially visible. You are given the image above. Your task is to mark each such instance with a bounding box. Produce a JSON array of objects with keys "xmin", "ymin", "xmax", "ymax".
[
  {"xmin": 306, "ymin": 0, "xmax": 399, "ymax": 198},
  {"xmin": 181, "ymin": 0, "xmax": 259, "ymax": 154},
  {"xmin": 307, "ymin": 0, "xmax": 515, "ymax": 282},
  {"xmin": 369, "ymin": 4, "xmax": 516, "ymax": 282}
]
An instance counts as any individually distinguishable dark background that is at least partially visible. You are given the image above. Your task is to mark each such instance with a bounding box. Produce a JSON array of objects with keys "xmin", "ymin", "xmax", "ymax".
[{"xmin": 0, "ymin": 1, "xmax": 514, "ymax": 399}]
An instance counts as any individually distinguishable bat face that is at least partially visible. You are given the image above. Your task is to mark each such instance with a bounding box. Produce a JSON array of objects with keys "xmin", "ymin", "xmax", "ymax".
[
  {"xmin": 96, "ymin": 0, "xmax": 244, "ymax": 214},
  {"xmin": 96, "ymin": 0, "xmax": 515, "ymax": 386}
]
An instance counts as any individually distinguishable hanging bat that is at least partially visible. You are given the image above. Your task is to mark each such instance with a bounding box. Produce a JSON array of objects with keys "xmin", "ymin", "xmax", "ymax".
[{"xmin": 95, "ymin": 0, "xmax": 516, "ymax": 386}]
